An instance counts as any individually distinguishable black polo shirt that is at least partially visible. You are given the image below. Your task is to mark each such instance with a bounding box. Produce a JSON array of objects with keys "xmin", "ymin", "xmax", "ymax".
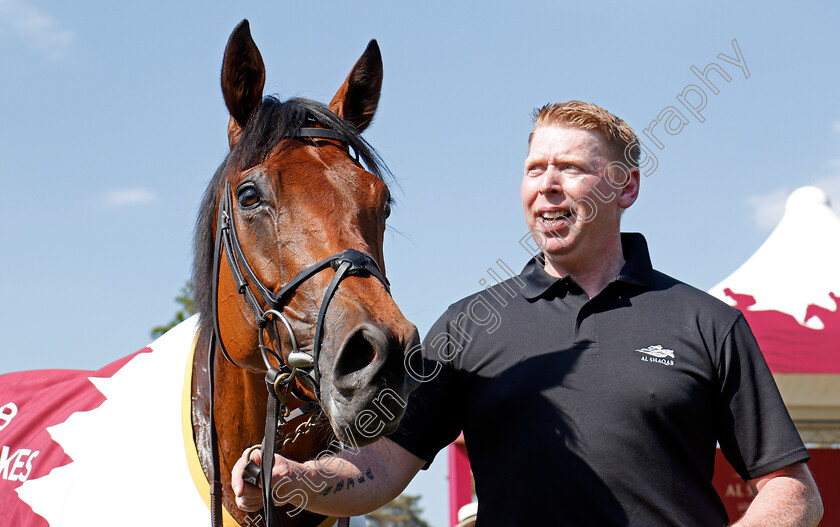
[{"xmin": 389, "ymin": 233, "xmax": 808, "ymax": 526}]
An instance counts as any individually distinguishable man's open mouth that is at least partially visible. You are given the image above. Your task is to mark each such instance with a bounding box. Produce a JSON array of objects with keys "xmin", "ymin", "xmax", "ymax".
[{"xmin": 539, "ymin": 210, "xmax": 573, "ymax": 228}]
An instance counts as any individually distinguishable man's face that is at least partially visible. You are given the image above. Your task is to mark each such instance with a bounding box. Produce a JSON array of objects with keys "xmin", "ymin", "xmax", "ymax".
[{"xmin": 521, "ymin": 125, "xmax": 638, "ymax": 269}]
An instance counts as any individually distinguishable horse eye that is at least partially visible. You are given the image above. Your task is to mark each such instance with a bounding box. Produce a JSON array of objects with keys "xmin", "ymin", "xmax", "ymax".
[
  {"xmin": 383, "ymin": 201, "xmax": 391, "ymax": 219},
  {"xmin": 237, "ymin": 186, "xmax": 261, "ymax": 208}
]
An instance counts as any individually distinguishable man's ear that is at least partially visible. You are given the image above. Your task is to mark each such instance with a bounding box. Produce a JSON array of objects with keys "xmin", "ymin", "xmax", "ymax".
[{"xmin": 612, "ymin": 164, "xmax": 640, "ymax": 209}]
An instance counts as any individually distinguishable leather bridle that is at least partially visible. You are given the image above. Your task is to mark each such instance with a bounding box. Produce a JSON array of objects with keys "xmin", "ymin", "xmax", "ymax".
[{"xmin": 205, "ymin": 127, "xmax": 390, "ymax": 527}]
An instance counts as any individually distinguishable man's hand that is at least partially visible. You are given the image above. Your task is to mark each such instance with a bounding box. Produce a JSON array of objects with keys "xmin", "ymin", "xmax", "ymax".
[
  {"xmin": 231, "ymin": 448, "xmax": 297, "ymax": 512},
  {"xmin": 230, "ymin": 437, "xmax": 425, "ymax": 517}
]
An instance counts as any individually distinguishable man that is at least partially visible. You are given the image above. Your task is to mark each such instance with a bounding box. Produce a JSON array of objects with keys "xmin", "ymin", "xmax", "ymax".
[{"xmin": 232, "ymin": 101, "xmax": 823, "ymax": 525}]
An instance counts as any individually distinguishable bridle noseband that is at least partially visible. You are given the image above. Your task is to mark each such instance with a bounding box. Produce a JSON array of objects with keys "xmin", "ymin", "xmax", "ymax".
[{"xmin": 205, "ymin": 127, "xmax": 390, "ymax": 527}]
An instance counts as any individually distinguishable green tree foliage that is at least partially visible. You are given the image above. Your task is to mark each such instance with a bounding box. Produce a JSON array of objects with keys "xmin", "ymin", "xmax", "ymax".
[
  {"xmin": 151, "ymin": 282, "xmax": 195, "ymax": 338},
  {"xmin": 366, "ymin": 494, "xmax": 431, "ymax": 527}
]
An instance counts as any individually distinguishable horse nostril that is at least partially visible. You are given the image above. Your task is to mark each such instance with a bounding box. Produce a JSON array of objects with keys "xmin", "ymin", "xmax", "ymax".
[
  {"xmin": 361, "ymin": 340, "xmax": 376, "ymax": 363},
  {"xmin": 335, "ymin": 325, "xmax": 385, "ymax": 378}
]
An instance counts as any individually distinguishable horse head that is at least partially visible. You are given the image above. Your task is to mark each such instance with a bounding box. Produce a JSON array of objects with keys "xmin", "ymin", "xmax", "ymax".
[{"xmin": 191, "ymin": 20, "xmax": 419, "ymax": 522}]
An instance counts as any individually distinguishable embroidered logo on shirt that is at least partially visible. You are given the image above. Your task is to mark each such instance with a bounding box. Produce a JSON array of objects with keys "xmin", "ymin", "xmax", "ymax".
[{"xmin": 637, "ymin": 345, "xmax": 675, "ymax": 366}]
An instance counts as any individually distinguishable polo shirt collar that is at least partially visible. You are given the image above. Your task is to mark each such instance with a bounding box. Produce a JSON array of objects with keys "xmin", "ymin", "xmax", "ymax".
[
  {"xmin": 519, "ymin": 258, "xmax": 560, "ymax": 300},
  {"xmin": 520, "ymin": 232, "xmax": 656, "ymax": 300},
  {"xmin": 615, "ymin": 232, "xmax": 658, "ymax": 288}
]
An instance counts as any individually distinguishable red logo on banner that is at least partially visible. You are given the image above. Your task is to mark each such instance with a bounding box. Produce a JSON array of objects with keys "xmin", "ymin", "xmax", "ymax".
[{"xmin": 724, "ymin": 289, "xmax": 840, "ymax": 374}]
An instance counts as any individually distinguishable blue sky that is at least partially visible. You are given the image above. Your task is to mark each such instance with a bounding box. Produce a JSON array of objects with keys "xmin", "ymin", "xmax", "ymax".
[{"xmin": 2, "ymin": 1, "xmax": 840, "ymax": 525}]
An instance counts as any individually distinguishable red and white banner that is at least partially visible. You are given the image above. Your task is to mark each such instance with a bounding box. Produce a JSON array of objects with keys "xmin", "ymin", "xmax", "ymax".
[{"xmin": 0, "ymin": 317, "xmax": 210, "ymax": 526}]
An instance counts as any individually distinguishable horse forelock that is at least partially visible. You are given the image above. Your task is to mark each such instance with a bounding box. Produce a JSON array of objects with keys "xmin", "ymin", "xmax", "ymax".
[{"xmin": 192, "ymin": 96, "xmax": 390, "ymax": 338}]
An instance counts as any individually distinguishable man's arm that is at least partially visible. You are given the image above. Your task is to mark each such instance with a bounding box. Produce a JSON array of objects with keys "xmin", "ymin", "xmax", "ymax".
[
  {"xmin": 732, "ymin": 462, "xmax": 823, "ymax": 527},
  {"xmin": 231, "ymin": 437, "xmax": 425, "ymax": 517}
]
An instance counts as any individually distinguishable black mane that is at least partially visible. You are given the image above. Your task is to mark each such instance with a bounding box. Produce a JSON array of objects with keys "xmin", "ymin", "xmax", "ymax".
[{"xmin": 192, "ymin": 96, "xmax": 388, "ymax": 338}]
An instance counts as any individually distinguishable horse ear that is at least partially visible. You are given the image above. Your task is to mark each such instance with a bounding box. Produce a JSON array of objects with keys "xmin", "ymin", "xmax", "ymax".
[
  {"xmin": 329, "ymin": 40, "xmax": 383, "ymax": 133},
  {"xmin": 221, "ymin": 20, "xmax": 265, "ymax": 147}
]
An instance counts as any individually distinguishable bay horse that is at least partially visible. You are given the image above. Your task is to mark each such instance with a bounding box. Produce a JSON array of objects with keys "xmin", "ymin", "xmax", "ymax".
[{"xmin": 0, "ymin": 20, "xmax": 418, "ymax": 527}]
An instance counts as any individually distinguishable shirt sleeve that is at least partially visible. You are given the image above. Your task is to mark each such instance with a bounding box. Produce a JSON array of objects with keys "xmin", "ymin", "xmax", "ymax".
[
  {"xmin": 387, "ymin": 309, "xmax": 465, "ymax": 469},
  {"xmin": 715, "ymin": 314, "xmax": 810, "ymax": 480}
]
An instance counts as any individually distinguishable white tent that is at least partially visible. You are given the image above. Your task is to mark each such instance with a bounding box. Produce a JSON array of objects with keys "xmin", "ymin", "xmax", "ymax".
[{"xmin": 709, "ymin": 186, "xmax": 840, "ymax": 443}]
